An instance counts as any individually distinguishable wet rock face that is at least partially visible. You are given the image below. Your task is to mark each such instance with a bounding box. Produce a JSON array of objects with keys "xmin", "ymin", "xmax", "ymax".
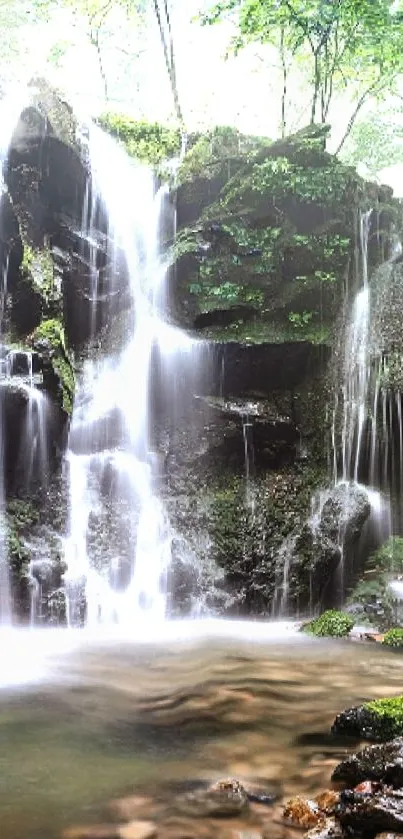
[
  {"xmin": 3, "ymin": 78, "xmax": 127, "ymax": 350},
  {"xmin": 332, "ymin": 737, "xmax": 403, "ymax": 788},
  {"xmin": 337, "ymin": 787, "xmax": 403, "ymax": 836},
  {"xmin": 275, "ymin": 483, "xmax": 371, "ymax": 614}
]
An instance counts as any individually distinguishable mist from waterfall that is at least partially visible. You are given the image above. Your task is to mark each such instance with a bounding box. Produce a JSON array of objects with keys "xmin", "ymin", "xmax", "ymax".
[{"xmin": 63, "ymin": 123, "xmax": 205, "ymax": 628}]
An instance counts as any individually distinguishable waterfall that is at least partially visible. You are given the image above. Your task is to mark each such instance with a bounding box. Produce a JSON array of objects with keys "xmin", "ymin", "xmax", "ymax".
[
  {"xmin": 339, "ymin": 210, "xmax": 372, "ymax": 484},
  {"xmin": 64, "ymin": 124, "xmax": 205, "ymax": 628}
]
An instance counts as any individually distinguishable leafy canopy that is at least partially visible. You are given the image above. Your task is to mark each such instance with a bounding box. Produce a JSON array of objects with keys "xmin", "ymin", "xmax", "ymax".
[{"xmin": 201, "ymin": 0, "xmax": 403, "ymax": 130}]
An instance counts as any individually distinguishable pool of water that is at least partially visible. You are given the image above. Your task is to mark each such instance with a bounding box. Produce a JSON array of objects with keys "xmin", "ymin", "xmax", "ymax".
[{"xmin": 0, "ymin": 620, "xmax": 401, "ymax": 839}]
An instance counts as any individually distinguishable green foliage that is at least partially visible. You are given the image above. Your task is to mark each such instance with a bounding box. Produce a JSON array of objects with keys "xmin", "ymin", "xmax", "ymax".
[
  {"xmin": 178, "ymin": 125, "xmax": 268, "ymax": 183},
  {"xmin": 303, "ymin": 609, "xmax": 354, "ymax": 637},
  {"xmin": 34, "ymin": 318, "xmax": 67, "ymax": 350},
  {"xmin": 348, "ymin": 536, "xmax": 403, "ymax": 630},
  {"xmin": 6, "ymin": 500, "xmax": 39, "ymax": 575},
  {"xmin": 383, "ymin": 628, "xmax": 403, "ymax": 648},
  {"xmin": 222, "ymin": 157, "xmax": 358, "ymax": 206},
  {"xmin": 201, "ymin": 0, "xmax": 403, "ymax": 139},
  {"xmin": 288, "ymin": 310, "xmax": 313, "ymax": 329},
  {"xmin": 341, "ymin": 108, "xmax": 403, "ymax": 178},
  {"xmin": 98, "ymin": 113, "xmax": 181, "ymax": 164}
]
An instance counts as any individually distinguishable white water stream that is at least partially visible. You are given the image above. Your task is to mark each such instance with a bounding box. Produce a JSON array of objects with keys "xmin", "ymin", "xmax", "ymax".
[{"xmin": 64, "ymin": 124, "xmax": 200, "ymax": 628}]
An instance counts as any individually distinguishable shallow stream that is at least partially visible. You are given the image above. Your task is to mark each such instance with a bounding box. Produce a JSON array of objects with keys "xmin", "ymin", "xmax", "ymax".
[{"xmin": 0, "ymin": 621, "xmax": 401, "ymax": 839}]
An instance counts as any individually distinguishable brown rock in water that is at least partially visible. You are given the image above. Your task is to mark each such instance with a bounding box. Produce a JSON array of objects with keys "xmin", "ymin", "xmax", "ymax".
[
  {"xmin": 283, "ymin": 797, "xmax": 323, "ymax": 829},
  {"xmin": 62, "ymin": 826, "xmax": 119, "ymax": 839},
  {"xmin": 314, "ymin": 791, "xmax": 340, "ymax": 814},
  {"xmin": 177, "ymin": 778, "xmax": 249, "ymax": 817},
  {"xmin": 118, "ymin": 821, "xmax": 157, "ymax": 839}
]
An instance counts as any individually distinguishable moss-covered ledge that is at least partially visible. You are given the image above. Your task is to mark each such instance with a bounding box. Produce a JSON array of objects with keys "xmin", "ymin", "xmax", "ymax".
[{"xmin": 97, "ymin": 113, "xmax": 181, "ymax": 165}]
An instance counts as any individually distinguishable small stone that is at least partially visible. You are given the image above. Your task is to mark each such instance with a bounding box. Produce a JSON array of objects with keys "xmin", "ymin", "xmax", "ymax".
[
  {"xmin": 303, "ymin": 818, "xmax": 344, "ymax": 839},
  {"xmin": 62, "ymin": 826, "xmax": 119, "ymax": 839},
  {"xmin": 177, "ymin": 778, "xmax": 249, "ymax": 818},
  {"xmin": 118, "ymin": 822, "xmax": 157, "ymax": 839},
  {"xmin": 283, "ymin": 797, "xmax": 323, "ymax": 829}
]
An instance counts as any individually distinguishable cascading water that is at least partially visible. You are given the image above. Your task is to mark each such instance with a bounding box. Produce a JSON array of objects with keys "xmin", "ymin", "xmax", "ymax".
[
  {"xmin": 339, "ymin": 210, "xmax": 372, "ymax": 484},
  {"xmin": 64, "ymin": 124, "xmax": 204, "ymax": 628},
  {"xmin": 329, "ymin": 209, "xmax": 403, "ymax": 598}
]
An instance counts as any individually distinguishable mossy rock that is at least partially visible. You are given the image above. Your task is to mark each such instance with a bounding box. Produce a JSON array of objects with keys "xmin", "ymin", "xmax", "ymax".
[
  {"xmin": 171, "ymin": 122, "xmax": 396, "ymax": 342},
  {"xmin": 332, "ymin": 696, "xmax": 403, "ymax": 742},
  {"xmin": 31, "ymin": 318, "xmax": 75, "ymax": 415},
  {"xmin": 302, "ymin": 609, "xmax": 354, "ymax": 637},
  {"xmin": 98, "ymin": 112, "xmax": 181, "ymax": 165}
]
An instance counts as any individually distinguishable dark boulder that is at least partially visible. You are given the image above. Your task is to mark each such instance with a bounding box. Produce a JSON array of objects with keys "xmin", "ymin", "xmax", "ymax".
[
  {"xmin": 332, "ymin": 737, "xmax": 403, "ymax": 788},
  {"xmin": 337, "ymin": 787, "xmax": 403, "ymax": 837},
  {"xmin": 332, "ymin": 698, "xmax": 403, "ymax": 743}
]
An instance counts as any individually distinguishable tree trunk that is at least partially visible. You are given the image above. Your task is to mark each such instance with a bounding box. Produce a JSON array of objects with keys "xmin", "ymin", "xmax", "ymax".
[
  {"xmin": 280, "ymin": 27, "xmax": 287, "ymax": 137},
  {"xmin": 153, "ymin": 0, "xmax": 185, "ymax": 131}
]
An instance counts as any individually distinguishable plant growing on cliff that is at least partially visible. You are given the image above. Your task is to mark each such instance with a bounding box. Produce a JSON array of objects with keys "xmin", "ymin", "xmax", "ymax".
[{"xmin": 201, "ymin": 0, "xmax": 403, "ymax": 147}]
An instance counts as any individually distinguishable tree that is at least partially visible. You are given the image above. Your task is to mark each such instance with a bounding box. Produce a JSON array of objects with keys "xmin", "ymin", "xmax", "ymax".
[
  {"xmin": 340, "ymin": 106, "xmax": 403, "ymax": 179},
  {"xmin": 152, "ymin": 0, "xmax": 185, "ymax": 131},
  {"xmin": 201, "ymin": 0, "xmax": 403, "ymax": 145},
  {"xmin": 52, "ymin": 0, "xmax": 146, "ymax": 102}
]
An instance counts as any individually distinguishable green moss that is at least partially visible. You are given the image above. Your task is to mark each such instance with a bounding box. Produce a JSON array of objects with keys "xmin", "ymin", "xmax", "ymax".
[
  {"xmin": 302, "ymin": 609, "xmax": 354, "ymax": 637},
  {"xmin": 383, "ymin": 628, "xmax": 403, "ymax": 648},
  {"xmin": 33, "ymin": 319, "xmax": 75, "ymax": 415},
  {"xmin": 22, "ymin": 244, "xmax": 56, "ymax": 303},
  {"xmin": 220, "ymin": 156, "xmax": 363, "ymax": 211},
  {"xmin": 367, "ymin": 696, "xmax": 403, "ymax": 722},
  {"xmin": 98, "ymin": 113, "xmax": 181, "ymax": 164},
  {"xmin": 34, "ymin": 318, "xmax": 66, "ymax": 349},
  {"xmin": 6, "ymin": 500, "xmax": 39, "ymax": 576},
  {"xmin": 363, "ymin": 696, "xmax": 403, "ymax": 739}
]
